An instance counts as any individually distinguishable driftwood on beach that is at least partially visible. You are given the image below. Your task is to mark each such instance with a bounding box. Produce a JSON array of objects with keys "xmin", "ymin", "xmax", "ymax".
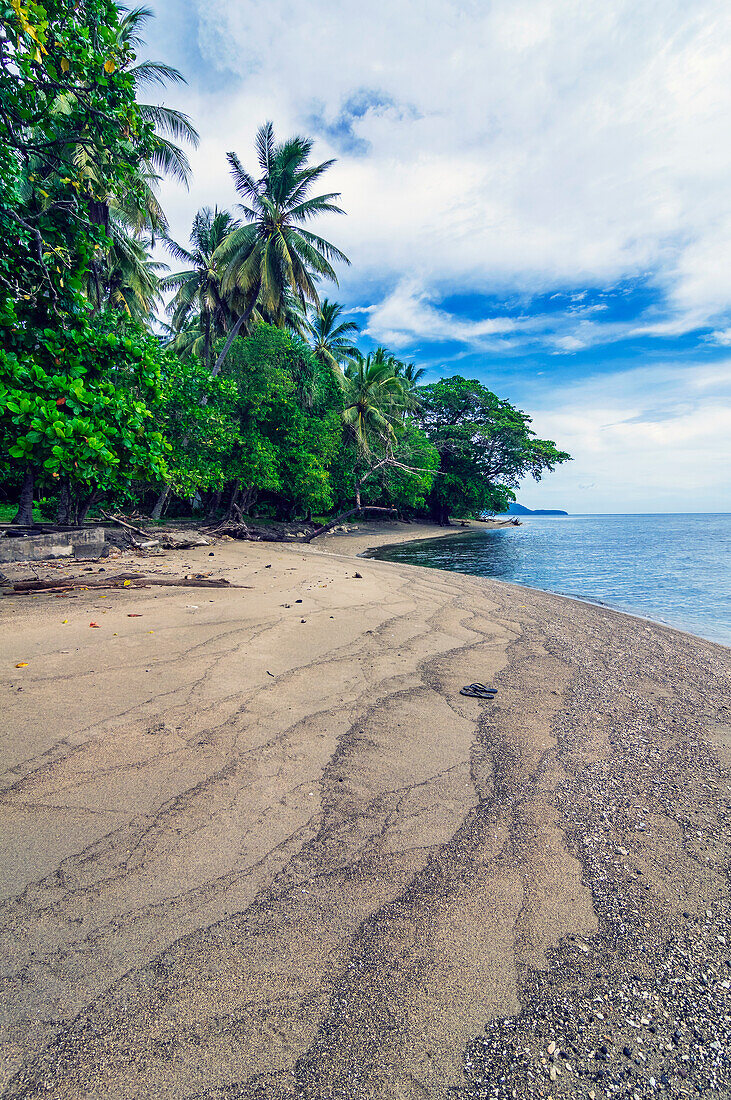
[
  {"xmin": 100, "ymin": 512, "xmax": 211, "ymax": 550},
  {"xmin": 6, "ymin": 572, "xmax": 248, "ymax": 595},
  {"xmin": 206, "ymin": 505, "xmax": 398, "ymax": 543}
]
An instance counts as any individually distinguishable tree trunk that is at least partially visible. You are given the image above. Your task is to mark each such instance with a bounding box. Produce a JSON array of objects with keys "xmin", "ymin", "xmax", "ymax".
[
  {"xmin": 204, "ymin": 310, "xmax": 212, "ymax": 374},
  {"xmin": 239, "ymin": 485, "xmax": 257, "ymax": 514},
  {"xmin": 211, "ymin": 281, "xmax": 261, "ymax": 378},
  {"xmin": 12, "ymin": 465, "xmax": 35, "ymax": 525},
  {"xmin": 205, "ymin": 488, "xmax": 223, "ymax": 522},
  {"xmin": 355, "ymin": 482, "xmax": 362, "ymax": 509},
  {"xmin": 150, "ymin": 485, "xmax": 169, "ymax": 521},
  {"xmin": 225, "ymin": 483, "xmax": 241, "ymax": 520},
  {"xmin": 76, "ymin": 488, "xmax": 103, "ymax": 525},
  {"xmin": 430, "ymin": 502, "xmax": 450, "ymax": 526},
  {"xmin": 56, "ymin": 478, "xmax": 71, "ymax": 524}
]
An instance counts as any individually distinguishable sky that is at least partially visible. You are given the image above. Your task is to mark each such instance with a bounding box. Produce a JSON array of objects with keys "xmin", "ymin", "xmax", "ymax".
[{"xmin": 144, "ymin": 0, "xmax": 731, "ymax": 513}]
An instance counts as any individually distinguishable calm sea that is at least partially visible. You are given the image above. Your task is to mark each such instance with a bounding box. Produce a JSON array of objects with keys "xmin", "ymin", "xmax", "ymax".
[{"xmin": 367, "ymin": 514, "xmax": 731, "ymax": 648}]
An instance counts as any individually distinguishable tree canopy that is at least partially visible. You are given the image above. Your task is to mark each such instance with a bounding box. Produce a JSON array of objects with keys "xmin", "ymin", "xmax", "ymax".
[
  {"xmin": 417, "ymin": 377, "xmax": 571, "ymax": 523},
  {"xmin": 0, "ymin": 3, "xmax": 570, "ymax": 529}
]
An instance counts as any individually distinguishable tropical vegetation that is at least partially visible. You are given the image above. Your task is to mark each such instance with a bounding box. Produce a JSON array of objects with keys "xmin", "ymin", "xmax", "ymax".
[{"xmin": 0, "ymin": 0, "xmax": 569, "ymax": 530}]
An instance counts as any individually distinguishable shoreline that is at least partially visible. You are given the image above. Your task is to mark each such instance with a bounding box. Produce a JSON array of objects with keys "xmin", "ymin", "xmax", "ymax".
[
  {"xmin": 1, "ymin": 523, "xmax": 730, "ymax": 1098},
  {"xmin": 359, "ymin": 521, "xmax": 731, "ymax": 652}
]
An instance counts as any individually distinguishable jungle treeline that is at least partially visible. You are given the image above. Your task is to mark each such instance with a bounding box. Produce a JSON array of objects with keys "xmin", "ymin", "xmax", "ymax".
[{"xmin": 0, "ymin": 1, "xmax": 570, "ymax": 528}]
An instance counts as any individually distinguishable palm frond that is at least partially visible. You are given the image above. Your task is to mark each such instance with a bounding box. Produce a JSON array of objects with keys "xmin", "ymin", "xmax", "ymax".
[
  {"xmin": 226, "ymin": 152, "xmax": 260, "ymax": 202},
  {"xmin": 148, "ymin": 135, "xmax": 192, "ymax": 186},
  {"xmin": 139, "ymin": 103, "xmax": 199, "ymax": 146},
  {"xmin": 131, "ymin": 60, "xmax": 187, "ymax": 88},
  {"xmin": 294, "ymin": 227, "xmax": 351, "ymax": 266},
  {"xmin": 255, "ymin": 121, "xmax": 276, "ymax": 177}
]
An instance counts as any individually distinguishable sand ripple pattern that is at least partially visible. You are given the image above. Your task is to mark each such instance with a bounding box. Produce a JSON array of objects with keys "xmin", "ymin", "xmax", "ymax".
[{"xmin": 0, "ymin": 534, "xmax": 729, "ymax": 1098}]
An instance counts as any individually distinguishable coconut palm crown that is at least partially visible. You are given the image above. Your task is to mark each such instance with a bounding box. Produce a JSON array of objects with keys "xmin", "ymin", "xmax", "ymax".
[
  {"xmin": 210, "ymin": 122, "xmax": 350, "ymax": 374},
  {"xmin": 342, "ymin": 355, "xmax": 408, "ymax": 455},
  {"xmin": 306, "ymin": 298, "xmax": 360, "ymax": 371},
  {"xmin": 162, "ymin": 207, "xmax": 241, "ymax": 369},
  {"xmin": 119, "ymin": 5, "xmax": 200, "ymax": 194}
]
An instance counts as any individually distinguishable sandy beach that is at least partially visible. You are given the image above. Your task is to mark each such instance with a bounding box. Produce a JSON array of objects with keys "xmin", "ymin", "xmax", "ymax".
[{"xmin": 0, "ymin": 521, "xmax": 729, "ymax": 1099}]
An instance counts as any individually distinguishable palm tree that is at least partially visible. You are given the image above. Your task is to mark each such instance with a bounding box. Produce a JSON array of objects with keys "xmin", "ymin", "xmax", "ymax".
[
  {"xmin": 117, "ymin": 6, "xmax": 200, "ymax": 197},
  {"xmin": 395, "ymin": 361, "xmax": 427, "ymax": 386},
  {"xmin": 98, "ymin": 229, "xmax": 166, "ymax": 322},
  {"xmin": 254, "ymin": 283, "xmax": 309, "ymax": 337},
  {"xmin": 210, "ymin": 122, "xmax": 350, "ymax": 376},
  {"xmin": 73, "ymin": 6, "xmax": 198, "ymax": 321},
  {"xmin": 162, "ymin": 207, "xmax": 241, "ymax": 370},
  {"xmin": 341, "ymin": 356, "xmax": 417, "ymax": 508},
  {"xmin": 341, "ymin": 355, "xmax": 406, "ymax": 455},
  {"xmin": 393, "ymin": 359, "xmax": 427, "ymax": 413},
  {"xmin": 306, "ymin": 298, "xmax": 360, "ymax": 371}
]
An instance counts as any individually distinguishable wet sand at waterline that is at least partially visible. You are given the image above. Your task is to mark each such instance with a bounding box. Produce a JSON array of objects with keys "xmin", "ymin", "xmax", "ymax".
[{"xmin": 0, "ymin": 522, "xmax": 729, "ymax": 1099}]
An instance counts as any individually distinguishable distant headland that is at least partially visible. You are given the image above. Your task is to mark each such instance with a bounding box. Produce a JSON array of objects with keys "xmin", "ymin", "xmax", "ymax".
[{"xmin": 506, "ymin": 503, "xmax": 569, "ymax": 516}]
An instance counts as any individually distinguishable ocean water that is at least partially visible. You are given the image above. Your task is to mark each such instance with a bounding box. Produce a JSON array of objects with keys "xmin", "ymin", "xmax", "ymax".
[{"xmin": 367, "ymin": 514, "xmax": 731, "ymax": 647}]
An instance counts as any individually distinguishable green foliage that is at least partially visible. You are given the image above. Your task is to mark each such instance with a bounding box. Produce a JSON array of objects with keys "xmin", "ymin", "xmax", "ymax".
[
  {"xmin": 0, "ymin": 0, "xmax": 156, "ymax": 312},
  {"xmin": 152, "ymin": 352, "xmax": 238, "ymax": 499},
  {"xmin": 0, "ymin": 310, "xmax": 169, "ymax": 492},
  {"xmin": 417, "ymin": 376, "xmax": 571, "ymax": 519},
  {"xmin": 0, "ymin": 9, "xmax": 569, "ymax": 527},
  {"xmin": 361, "ymin": 422, "xmax": 439, "ymax": 513},
  {"xmin": 221, "ymin": 324, "xmax": 344, "ymax": 515}
]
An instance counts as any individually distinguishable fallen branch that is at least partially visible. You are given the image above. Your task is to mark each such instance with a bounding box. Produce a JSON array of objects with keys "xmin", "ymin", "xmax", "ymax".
[
  {"xmin": 6, "ymin": 572, "xmax": 248, "ymax": 595},
  {"xmin": 100, "ymin": 511, "xmax": 153, "ymax": 540},
  {"xmin": 100, "ymin": 512, "xmax": 210, "ymax": 551}
]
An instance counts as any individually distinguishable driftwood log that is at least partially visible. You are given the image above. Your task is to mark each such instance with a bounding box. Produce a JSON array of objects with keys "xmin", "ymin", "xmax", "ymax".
[
  {"xmin": 100, "ymin": 512, "xmax": 210, "ymax": 551},
  {"xmin": 99, "ymin": 512, "xmax": 152, "ymax": 541},
  {"xmin": 207, "ymin": 506, "xmax": 398, "ymax": 544},
  {"xmin": 6, "ymin": 572, "xmax": 248, "ymax": 595}
]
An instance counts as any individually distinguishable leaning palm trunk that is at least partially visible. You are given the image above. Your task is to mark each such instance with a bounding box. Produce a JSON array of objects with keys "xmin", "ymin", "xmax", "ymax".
[{"xmin": 211, "ymin": 281, "xmax": 261, "ymax": 378}]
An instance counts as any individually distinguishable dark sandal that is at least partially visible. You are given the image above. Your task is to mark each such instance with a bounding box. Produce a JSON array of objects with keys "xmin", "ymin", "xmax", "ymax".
[{"xmin": 460, "ymin": 683, "xmax": 497, "ymax": 698}]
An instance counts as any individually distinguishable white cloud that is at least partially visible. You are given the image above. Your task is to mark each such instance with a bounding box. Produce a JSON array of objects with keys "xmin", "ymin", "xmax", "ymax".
[
  {"xmin": 706, "ymin": 327, "xmax": 731, "ymax": 347},
  {"xmin": 144, "ymin": 1, "xmax": 731, "ymax": 511},
  {"xmin": 361, "ymin": 281, "xmax": 520, "ymax": 349},
  {"xmin": 518, "ymin": 362, "xmax": 731, "ymax": 512},
  {"xmin": 154, "ymin": 0, "xmax": 731, "ymax": 337}
]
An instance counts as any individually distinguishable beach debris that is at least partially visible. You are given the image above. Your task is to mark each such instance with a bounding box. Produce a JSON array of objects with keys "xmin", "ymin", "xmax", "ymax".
[
  {"xmin": 100, "ymin": 511, "xmax": 210, "ymax": 551},
  {"xmin": 127, "ymin": 613, "xmax": 143, "ymax": 617},
  {"xmin": 5, "ymin": 572, "xmax": 250, "ymax": 595},
  {"xmin": 89, "ymin": 622, "xmax": 100, "ymax": 628},
  {"xmin": 353, "ymin": 572, "xmax": 362, "ymax": 578},
  {"xmin": 14, "ymin": 662, "xmax": 28, "ymax": 668}
]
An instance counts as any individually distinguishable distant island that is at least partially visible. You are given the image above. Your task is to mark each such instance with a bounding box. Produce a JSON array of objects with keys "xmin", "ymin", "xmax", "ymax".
[{"xmin": 505, "ymin": 503, "xmax": 569, "ymax": 515}]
